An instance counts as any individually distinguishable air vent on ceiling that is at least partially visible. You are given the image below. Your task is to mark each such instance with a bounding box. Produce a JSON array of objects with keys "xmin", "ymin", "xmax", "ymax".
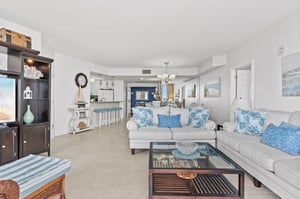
[{"xmin": 142, "ymin": 69, "xmax": 151, "ymax": 74}]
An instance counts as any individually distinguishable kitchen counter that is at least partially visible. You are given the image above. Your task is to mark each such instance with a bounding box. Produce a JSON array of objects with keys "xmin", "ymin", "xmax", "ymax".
[
  {"xmin": 91, "ymin": 101, "xmax": 124, "ymax": 127},
  {"xmin": 90, "ymin": 101, "xmax": 123, "ymax": 109},
  {"xmin": 91, "ymin": 101, "xmax": 123, "ymax": 103}
]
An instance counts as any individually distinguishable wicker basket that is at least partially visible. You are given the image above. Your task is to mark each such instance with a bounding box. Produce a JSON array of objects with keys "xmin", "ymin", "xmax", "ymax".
[
  {"xmin": 0, "ymin": 28, "xmax": 32, "ymax": 48},
  {"xmin": 78, "ymin": 122, "xmax": 87, "ymax": 130}
]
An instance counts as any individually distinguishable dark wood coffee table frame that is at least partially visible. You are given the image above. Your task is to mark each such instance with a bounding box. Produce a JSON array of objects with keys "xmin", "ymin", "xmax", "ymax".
[{"xmin": 149, "ymin": 142, "xmax": 244, "ymax": 199}]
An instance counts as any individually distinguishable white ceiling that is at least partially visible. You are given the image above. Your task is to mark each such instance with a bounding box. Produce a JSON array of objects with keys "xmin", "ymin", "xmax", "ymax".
[{"xmin": 0, "ymin": 0, "xmax": 300, "ymax": 69}]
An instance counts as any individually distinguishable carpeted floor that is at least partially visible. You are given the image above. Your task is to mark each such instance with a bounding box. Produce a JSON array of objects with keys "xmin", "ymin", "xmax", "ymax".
[{"xmin": 51, "ymin": 120, "xmax": 280, "ymax": 199}]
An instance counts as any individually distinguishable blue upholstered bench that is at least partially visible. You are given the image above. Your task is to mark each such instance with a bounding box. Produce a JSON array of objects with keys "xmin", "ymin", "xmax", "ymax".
[{"xmin": 0, "ymin": 154, "xmax": 71, "ymax": 199}]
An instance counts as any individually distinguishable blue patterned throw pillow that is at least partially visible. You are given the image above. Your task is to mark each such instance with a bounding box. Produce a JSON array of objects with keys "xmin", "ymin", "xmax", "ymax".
[
  {"xmin": 188, "ymin": 109, "xmax": 210, "ymax": 128},
  {"xmin": 261, "ymin": 124, "xmax": 300, "ymax": 155},
  {"xmin": 132, "ymin": 107, "xmax": 153, "ymax": 127},
  {"xmin": 235, "ymin": 109, "xmax": 267, "ymax": 136},
  {"xmin": 157, "ymin": 114, "xmax": 182, "ymax": 128}
]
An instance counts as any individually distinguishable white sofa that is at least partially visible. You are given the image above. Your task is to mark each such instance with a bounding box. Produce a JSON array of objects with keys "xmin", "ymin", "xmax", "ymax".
[
  {"xmin": 126, "ymin": 107, "xmax": 216, "ymax": 154},
  {"xmin": 217, "ymin": 110, "xmax": 300, "ymax": 199}
]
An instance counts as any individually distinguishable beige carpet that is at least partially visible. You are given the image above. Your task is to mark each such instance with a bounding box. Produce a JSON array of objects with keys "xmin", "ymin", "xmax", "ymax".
[{"xmin": 51, "ymin": 120, "xmax": 280, "ymax": 199}]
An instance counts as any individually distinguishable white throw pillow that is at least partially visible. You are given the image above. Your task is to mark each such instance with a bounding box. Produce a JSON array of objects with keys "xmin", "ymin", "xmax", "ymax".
[
  {"xmin": 152, "ymin": 107, "xmax": 169, "ymax": 125},
  {"xmin": 170, "ymin": 107, "xmax": 189, "ymax": 126}
]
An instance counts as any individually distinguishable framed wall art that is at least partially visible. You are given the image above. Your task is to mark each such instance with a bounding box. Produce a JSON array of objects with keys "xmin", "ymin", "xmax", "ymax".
[
  {"xmin": 282, "ymin": 52, "xmax": 300, "ymax": 96},
  {"xmin": 204, "ymin": 78, "xmax": 220, "ymax": 97}
]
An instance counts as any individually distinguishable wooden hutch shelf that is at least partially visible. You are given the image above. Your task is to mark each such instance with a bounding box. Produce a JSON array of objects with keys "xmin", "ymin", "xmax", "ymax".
[
  {"xmin": 0, "ymin": 41, "xmax": 53, "ymax": 165},
  {"xmin": 0, "ymin": 40, "xmax": 40, "ymax": 55}
]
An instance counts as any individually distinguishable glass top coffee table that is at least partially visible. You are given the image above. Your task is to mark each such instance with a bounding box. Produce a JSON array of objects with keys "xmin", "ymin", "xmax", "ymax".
[{"xmin": 149, "ymin": 142, "xmax": 244, "ymax": 199}]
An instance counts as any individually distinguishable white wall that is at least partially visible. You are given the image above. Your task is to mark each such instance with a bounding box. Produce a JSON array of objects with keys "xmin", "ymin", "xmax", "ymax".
[
  {"xmin": 114, "ymin": 80, "xmax": 125, "ymax": 101},
  {"xmin": 114, "ymin": 80, "xmax": 126, "ymax": 118},
  {"xmin": 199, "ymin": 10, "xmax": 300, "ymax": 124},
  {"xmin": 40, "ymin": 34, "xmax": 55, "ymax": 59},
  {"xmin": 228, "ymin": 10, "xmax": 300, "ymax": 112},
  {"xmin": 52, "ymin": 52, "xmax": 109, "ymax": 136},
  {"xmin": 199, "ymin": 66, "xmax": 231, "ymax": 124}
]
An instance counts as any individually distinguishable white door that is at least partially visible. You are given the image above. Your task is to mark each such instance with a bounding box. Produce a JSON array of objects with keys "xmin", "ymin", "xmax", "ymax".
[
  {"xmin": 230, "ymin": 62, "xmax": 254, "ymax": 110},
  {"xmin": 236, "ymin": 69, "xmax": 251, "ymax": 102}
]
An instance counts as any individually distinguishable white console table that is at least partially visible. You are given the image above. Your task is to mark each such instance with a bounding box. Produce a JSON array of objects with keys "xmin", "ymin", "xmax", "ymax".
[{"xmin": 68, "ymin": 107, "xmax": 94, "ymax": 134}]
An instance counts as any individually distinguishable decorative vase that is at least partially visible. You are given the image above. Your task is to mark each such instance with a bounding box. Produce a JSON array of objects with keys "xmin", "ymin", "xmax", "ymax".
[{"xmin": 23, "ymin": 104, "xmax": 34, "ymax": 124}]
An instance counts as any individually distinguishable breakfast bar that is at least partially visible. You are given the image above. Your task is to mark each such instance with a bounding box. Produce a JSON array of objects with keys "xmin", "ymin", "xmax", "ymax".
[{"xmin": 91, "ymin": 101, "xmax": 123, "ymax": 127}]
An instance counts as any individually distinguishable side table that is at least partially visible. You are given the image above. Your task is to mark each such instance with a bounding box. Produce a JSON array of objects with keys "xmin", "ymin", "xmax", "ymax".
[
  {"xmin": 217, "ymin": 124, "xmax": 224, "ymax": 131},
  {"xmin": 68, "ymin": 107, "xmax": 94, "ymax": 134}
]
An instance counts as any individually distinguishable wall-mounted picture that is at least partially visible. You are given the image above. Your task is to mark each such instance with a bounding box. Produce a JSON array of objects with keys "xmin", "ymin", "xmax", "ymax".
[
  {"xmin": 136, "ymin": 91, "xmax": 149, "ymax": 100},
  {"xmin": 282, "ymin": 52, "xmax": 300, "ymax": 96},
  {"xmin": 204, "ymin": 78, "xmax": 220, "ymax": 97},
  {"xmin": 186, "ymin": 84, "xmax": 196, "ymax": 98}
]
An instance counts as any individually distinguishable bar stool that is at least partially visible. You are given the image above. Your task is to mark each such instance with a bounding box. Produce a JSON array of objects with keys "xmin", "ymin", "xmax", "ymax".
[
  {"xmin": 94, "ymin": 108, "xmax": 109, "ymax": 127},
  {"xmin": 108, "ymin": 107, "xmax": 115, "ymax": 125},
  {"xmin": 115, "ymin": 107, "xmax": 122, "ymax": 123},
  {"xmin": 106, "ymin": 107, "xmax": 115, "ymax": 125},
  {"xmin": 112, "ymin": 107, "xmax": 122, "ymax": 124}
]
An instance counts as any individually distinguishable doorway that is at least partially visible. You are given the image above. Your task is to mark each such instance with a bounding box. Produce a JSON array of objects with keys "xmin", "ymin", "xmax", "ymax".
[
  {"xmin": 230, "ymin": 61, "xmax": 254, "ymax": 109},
  {"xmin": 130, "ymin": 87, "xmax": 156, "ymax": 110},
  {"xmin": 161, "ymin": 83, "xmax": 174, "ymax": 102}
]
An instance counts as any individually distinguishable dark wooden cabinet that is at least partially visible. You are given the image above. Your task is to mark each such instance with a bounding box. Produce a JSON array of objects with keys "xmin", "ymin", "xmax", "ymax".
[
  {"xmin": 0, "ymin": 127, "xmax": 18, "ymax": 165},
  {"xmin": 0, "ymin": 41, "xmax": 53, "ymax": 162},
  {"xmin": 19, "ymin": 53, "xmax": 53, "ymax": 158},
  {"xmin": 21, "ymin": 123, "xmax": 50, "ymax": 156}
]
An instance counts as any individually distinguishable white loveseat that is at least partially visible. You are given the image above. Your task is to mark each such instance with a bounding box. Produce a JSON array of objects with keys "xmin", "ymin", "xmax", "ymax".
[
  {"xmin": 217, "ymin": 110, "xmax": 300, "ymax": 199},
  {"xmin": 126, "ymin": 106, "xmax": 216, "ymax": 154}
]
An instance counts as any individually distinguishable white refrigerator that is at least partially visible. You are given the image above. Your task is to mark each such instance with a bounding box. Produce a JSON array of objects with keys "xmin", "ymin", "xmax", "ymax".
[{"xmin": 98, "ymin": 89, "xmax": 114, "ymax": 102}]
